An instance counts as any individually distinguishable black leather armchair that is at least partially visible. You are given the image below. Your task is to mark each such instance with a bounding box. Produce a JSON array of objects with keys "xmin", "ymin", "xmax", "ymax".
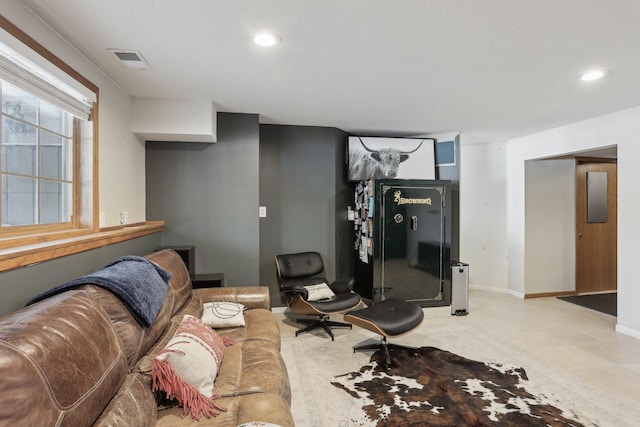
[{"xmin": 275, "ymin": 251, "xmax": 363, "ymax": 340}]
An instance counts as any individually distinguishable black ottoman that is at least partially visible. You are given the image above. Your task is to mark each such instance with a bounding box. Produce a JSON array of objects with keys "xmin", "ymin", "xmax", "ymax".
[{"xmin": 344, "ymin": 299, "xmax": 424, "ymax": 367}]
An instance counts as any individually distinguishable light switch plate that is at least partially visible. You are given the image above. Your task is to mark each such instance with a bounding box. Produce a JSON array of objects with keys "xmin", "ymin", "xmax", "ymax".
[{"xmin": 259, "ymin": 206, "xmax": 267, "ymax": 217}]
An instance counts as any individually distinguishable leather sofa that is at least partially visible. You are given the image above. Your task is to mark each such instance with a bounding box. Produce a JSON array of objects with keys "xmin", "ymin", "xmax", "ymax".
[{"xmin": 0, "ymin": 249, "xmax": 293, "ymax": 427}]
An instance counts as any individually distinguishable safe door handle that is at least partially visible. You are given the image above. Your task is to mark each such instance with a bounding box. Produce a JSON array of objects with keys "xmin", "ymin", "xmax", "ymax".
[{"xmin": 411, "ymin": 215, "xmax": 418, "ymax": 230}]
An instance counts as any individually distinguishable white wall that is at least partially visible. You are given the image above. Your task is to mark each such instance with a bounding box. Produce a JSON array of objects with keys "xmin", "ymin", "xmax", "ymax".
[
  {"xmin": 508, "ymin": 106, "xmax": 640, "ymax": 338},
  {"xmin": 525, "ymin": 159, "xmax": 575, "ymax": 294},
  {"xmin": 2, "ymin": 1, "xmax": 145, "ymax": 227},
  {"xmin": 132, "ymin": 98, "xmax": 217, "ymax": 143},
  {"xmin": 98, "ymin": 89, "xmax": 145, "ymax": 226},
  {"xmin": 459, "ymin": 139, "xmax": 508, "ymax": 291}
]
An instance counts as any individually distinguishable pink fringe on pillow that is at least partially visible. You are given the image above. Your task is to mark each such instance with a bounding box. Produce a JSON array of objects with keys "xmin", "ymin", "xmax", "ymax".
[
  {"xmin": 221, "ymin": 337, "xmax": 236, "ymax": 346},
  {"xmin": 151, "ymin": 357, "xmax": 227, "ymax": 421}
]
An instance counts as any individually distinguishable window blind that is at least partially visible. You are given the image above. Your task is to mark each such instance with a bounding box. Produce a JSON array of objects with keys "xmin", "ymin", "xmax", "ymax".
[{"xmin": 0, "ymin": 42, "xmax": 93, "ymax": 119}]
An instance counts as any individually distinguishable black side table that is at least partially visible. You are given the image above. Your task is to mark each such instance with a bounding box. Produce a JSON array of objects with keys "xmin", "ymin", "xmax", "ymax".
[{"xmin": 191, "ymin": 273, "xmax": 225, "ymax": 288}]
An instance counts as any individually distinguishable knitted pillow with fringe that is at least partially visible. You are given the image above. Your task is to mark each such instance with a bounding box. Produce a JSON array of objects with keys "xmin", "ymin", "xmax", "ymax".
[{"xmin": 152, "ymin": 314, "xmax": 235, "ymax": 420}]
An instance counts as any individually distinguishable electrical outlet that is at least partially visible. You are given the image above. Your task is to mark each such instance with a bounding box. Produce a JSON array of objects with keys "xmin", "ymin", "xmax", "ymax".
[
  {"xmin": 99, "ymin": 211, "xmax": 106, "ymax": 227},
  {"xmin": 124, "ymin": 211, "xmax": 129, "ymax": 224},
  {"xmin": 119, "ymin": 212, "xmax": 125, "ymax": 225},
  {"xmin": 259, "ymin": 206, "xmax": 267, "ymax": 218}
]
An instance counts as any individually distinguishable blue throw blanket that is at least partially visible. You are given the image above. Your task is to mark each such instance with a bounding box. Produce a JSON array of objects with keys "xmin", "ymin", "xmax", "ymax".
[{"xmin": 27, "ymin": 255, "xmax": 171, "ymax": 327}]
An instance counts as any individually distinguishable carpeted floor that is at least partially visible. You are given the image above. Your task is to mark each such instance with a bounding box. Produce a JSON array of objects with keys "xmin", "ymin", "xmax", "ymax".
[
  {"xmin": 558, "ymin": 292, "xmax": 617, "ymax": 316},
  {"xmin": 276, "ymin": 298, "xmax": 639, "ymax": 427}
]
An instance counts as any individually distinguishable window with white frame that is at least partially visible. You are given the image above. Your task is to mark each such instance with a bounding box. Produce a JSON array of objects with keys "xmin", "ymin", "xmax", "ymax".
[{"xmin": 0, "ymin": 22, "xmax": 97, "ymax": 240}]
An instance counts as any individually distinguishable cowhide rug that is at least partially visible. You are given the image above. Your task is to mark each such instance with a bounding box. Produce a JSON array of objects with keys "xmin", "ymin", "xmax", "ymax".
[{"xmin": 331, "ymin": 346, "xmax": 594, "ymax": 427}]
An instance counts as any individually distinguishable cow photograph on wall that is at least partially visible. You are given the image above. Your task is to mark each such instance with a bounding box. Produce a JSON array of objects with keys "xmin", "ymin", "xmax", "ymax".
[{"xmin": 347, "ymin": 136, "xmax": 436, "ymax": 181}]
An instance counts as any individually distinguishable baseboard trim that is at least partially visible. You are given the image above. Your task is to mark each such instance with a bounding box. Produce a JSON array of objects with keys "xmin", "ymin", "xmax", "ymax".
[
  {"xmin": 506, "ymin": 289, "xmax": 525, "ymax": 299},
  {"xmin": 466, "ymin": 284, "xmax": 525, "ymax": 299},
  {"xmin": 469, "ymin": 284, "xmax": 509, "ymax": 294},
  {"xmin": 616, "ymin": 324, "xmax": 640, "ymax": 339},
  {"xmin": 524, "ymin": 291, "xmax": 576, "ymax": 299}
]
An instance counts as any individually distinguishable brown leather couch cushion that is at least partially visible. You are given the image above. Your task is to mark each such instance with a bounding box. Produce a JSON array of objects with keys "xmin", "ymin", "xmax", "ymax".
[
  {"xmin": 145, "ymin": 249, "xmax": 193, "ymax": 317},
  {"xmin": 135, "ymin": 284, "xmax": 292, "ymax": 427},
  {"xmin": 0, "ymin": 290, "xmax": 128, "ymax": 426},
  {"xmin": 156, "ymin": 392, "xmax": 294, "ymax": 427},
  {"xmin": 82, "ymin": 249, "xmax": 196, "ymax": 372},
  {"xmin": 93, "ymin": 373, "xmax": 157, "ymax": 427},
  {"xmin": 215, "ymin": 308, "xmax": 282, "ymax": 349},
  {"xmin": 194, "ymin": 286, "xmax": 272, "ymax": 311},
  {"xmin": 84, "ymin": 285, "xmax": 146, "ymax": 370},
  {"xmin": 215, "ymin": 340, "xmax": 291, "ymax": 403}
]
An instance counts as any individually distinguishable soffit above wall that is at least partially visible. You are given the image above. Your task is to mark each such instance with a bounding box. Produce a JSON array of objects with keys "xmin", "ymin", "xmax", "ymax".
[{"xmin": 131, "ymin": 98, "xmax": 217, "ymax": 143}]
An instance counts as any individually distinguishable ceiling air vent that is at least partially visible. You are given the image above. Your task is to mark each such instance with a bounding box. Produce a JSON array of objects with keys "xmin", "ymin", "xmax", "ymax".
[{"xmin": 108, "ymin": 49, "xmax": 151, "ymax": 70}]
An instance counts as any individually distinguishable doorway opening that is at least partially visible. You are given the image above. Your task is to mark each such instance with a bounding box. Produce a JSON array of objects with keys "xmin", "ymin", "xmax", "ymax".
[{"xmin": 523, "ymin": 146, "xmax": 617, "ymax": 307}]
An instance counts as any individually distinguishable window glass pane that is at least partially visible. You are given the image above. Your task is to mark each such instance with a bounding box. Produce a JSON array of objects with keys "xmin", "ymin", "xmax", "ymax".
[
  {"xmin": 39, "ymin": 180, "xmax": 71, "ymax": 224},
  {"xmin": 2, "ymin": 117, "xmax": 37, "ymax": 175},
  {"xmin": 1, "ymin": 81, "xmax": 37, "ymax": 124},
  {"xmin": 40, "ymin": 130, "xmax": 71, "ymax": 180},
  {"xmin": 2, "ymin": 116, "xmax": 36, "ymax": 144},
  {"xmin": 2, "ymin": 175, "xmax": 36, "ymax": 225},
  {"xmin": 40, "ymin": 100, "xmax": 71, "ymax": 136}
]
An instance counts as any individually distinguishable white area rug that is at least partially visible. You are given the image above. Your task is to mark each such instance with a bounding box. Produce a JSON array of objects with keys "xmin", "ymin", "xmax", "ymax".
[{"xmin": 277, "ymin": 313, "xmax": 640, "ymax": 427}]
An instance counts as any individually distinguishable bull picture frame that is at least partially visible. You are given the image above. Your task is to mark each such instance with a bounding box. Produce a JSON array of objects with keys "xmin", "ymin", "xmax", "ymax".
[{"xmin": 347, "ymin": 136, "xmax": 436, "ymax": 181}]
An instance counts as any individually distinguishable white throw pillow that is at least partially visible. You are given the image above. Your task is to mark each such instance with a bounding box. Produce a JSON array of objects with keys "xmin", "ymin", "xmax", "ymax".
[
  {"xmin": 152, "ymin": 315, "xmax": 235, "ymax": 420},
  {"xmin": 201, "ymin": 301, "xmax": 246, "ymax": 328},
  {"xmin": 303, "ymin": 283, "xmax": 335, "ymax": 301}
]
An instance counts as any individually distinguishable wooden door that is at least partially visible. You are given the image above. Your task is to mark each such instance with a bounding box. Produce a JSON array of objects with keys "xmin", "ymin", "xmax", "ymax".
[{"xmin": 575, "ymin": 160, "xmax": 617, "ymax": 294}]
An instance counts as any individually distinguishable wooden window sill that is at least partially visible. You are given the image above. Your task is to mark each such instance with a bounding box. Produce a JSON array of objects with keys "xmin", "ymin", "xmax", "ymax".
[{"xmin": 0, "ymin": 221, "xmax": 164, "ymax": 273}]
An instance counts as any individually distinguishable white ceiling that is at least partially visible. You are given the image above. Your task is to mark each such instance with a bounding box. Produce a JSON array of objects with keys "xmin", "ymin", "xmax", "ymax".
[{"xmin": 18, "ymin": 0, "xmax": 640, "ymax": 143}]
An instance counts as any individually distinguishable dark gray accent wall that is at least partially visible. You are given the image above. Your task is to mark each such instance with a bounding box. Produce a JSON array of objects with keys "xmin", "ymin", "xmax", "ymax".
[
  {"xmin": 0, "ymin": 233, "xmax": 161, "ymax": 317},
  {"xmin": 334, "ymin": 132, "xmax": 355, "ymax": 288},
  {"xmin": 146, "ymin": 113, "xmax": 260, "ymax": 286},
  {"xmin": 145, "ymin": 115, "xmax": 457, "ymax": 307},
  {"xmin": 259, "ymin": 125, "xmax": 351, "ymax": 305}
]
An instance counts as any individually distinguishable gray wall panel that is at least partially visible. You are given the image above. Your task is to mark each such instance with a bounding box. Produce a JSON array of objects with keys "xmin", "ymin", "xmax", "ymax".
[
  {"xmin": 334, "ymin": 132, "xmax": 354, "ymax": 286},
  {"xmin": 259, "ymin": 125, "xmax": 350, "ymax": 305},
  {"xmin": 146, "ymin": 113, "xmax": 260, "ymax": 286},
  {"xmin": 0, "ymin": 233, "xmax": 161, "ymax": 316}
]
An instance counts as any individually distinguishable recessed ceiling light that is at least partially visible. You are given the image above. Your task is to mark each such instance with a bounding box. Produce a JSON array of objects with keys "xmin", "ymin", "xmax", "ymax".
[
  {"xmin": 580, "ymin": 70, "xmax": 608, "ymax": 81},
  {"xmin": 254, "ymin": 33, "xmax": 280, "ymax": 47}
]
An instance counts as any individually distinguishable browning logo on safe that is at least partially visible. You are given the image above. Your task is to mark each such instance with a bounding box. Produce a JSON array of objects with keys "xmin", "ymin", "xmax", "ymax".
[{"xmin": 393, "ymin": 190, "xmax": 432, "ymax": 205}]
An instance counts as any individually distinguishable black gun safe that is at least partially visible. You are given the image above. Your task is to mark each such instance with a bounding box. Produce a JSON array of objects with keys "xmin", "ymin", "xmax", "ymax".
[{"xmin": 353, "ymin": 179, "xmax": 452, "ymax": 307}]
